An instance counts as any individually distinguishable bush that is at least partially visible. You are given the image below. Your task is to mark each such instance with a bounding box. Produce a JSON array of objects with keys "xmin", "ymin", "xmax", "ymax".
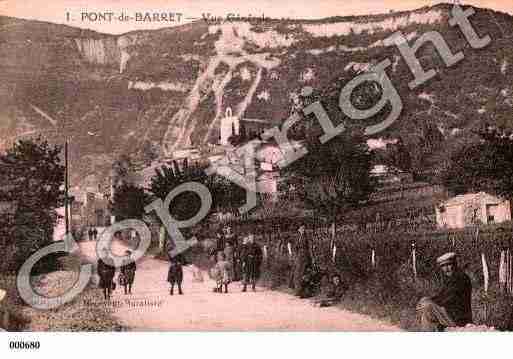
[{"xmin": 259, "ymin": 225, "xmax": 513, "ymax": 330}]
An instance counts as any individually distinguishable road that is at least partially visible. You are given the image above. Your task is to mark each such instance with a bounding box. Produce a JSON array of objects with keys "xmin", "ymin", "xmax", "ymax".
[{"xmin": 78, "ymin": 241, "xmax": 400, "ymax": 331}]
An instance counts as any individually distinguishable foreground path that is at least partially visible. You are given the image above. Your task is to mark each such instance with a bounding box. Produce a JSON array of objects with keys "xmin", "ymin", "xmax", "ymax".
[{"xmin": 78, "ymin": 241, "xmax": 400, "ymax": 331}]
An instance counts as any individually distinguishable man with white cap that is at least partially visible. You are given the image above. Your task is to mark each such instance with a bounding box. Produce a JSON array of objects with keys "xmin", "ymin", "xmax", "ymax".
[{"xmin": 416, "ymin": 252, "xmax": 473, "ymax": 331}]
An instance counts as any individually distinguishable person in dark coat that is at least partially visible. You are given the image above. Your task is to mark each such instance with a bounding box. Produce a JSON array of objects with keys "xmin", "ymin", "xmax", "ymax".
[
  {"xmin": 120, "ymin": 250, "xmax": 137, "ymax": 295},
  {"xmin": 97, "ymin": 249, "xmax": 116, "ymax": 300},
  {"xmin": 417, "ymin": 252, "xmax": 473, "ymax": 331},
  {"xmin": 241, "ymin": 234, "xmax": 263, "ymax": 292},
  {"xmin": 92, "ymin": 227, "xmax": 98, "ymax": 241},
  {"xmin": 167, "ymin": 256, "xmax": 184, "ymax": 295},
  {"xmin": 88, "ymin": 227, "xmax": 94, "ymax": 241},
  {"xmin": 292, "ymin": 225, "xmax": 313, "ymax": 297},
  {"xmin": 224, "ymin": 226, "xmax": 241, "ymax": 281}
]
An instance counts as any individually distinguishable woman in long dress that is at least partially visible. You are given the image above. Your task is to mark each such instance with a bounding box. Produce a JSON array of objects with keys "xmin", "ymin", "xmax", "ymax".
[
  {"xmin": 97, "ymin": 250, "xmax": 116, "ymax": 300},
  {"xmin": 120, "ymin": 250, "xmax": 137, "ymax": 295}
]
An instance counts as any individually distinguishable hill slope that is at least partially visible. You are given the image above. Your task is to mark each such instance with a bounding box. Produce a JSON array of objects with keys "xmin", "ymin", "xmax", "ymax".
[{"xmin": 1, "ymin": 3, "xmax": 513, "ymax": 188}]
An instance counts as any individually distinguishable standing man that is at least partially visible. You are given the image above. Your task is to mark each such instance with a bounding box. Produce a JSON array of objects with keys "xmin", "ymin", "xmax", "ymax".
[
  {"xmin": 241, "ymin": 234, "xmax": 263, "ymax": 292},
  {"xmin": 88, "ymin": 226, "xmax": 93, "ymax": 241},
  {"xmin": 92, "ymin": 227, "xmax": 98, "ymax": 241},
  {"xmin": 416, "ymin": 252, "xmax": 473, "ymax": 331},
  {"xmin": 224, "ymin": 225, "xmax": 241, "ymax": 281},
  {"xmin": 224, "ymin": 226, "xmax": 238, "ymax": 248},
  {"xmin": 292, "ymin": 225, "xmax": 312, "ymax": 297}
]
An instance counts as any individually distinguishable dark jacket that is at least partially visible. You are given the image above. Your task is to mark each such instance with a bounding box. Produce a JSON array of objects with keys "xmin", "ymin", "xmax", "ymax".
[
  {"xmin": 241, "ymin": 242, "xmax": 263, "ymax": 278},
  {"xmin": 121, "ymin": 259, "xmax": 137, "ymax": 284},
  {"xmin": 97, "ymin": 258, "xmax": 116, "ymax": 289},
  {"xmin": 432, "ymin": 270, "xmax": 473, "ymax": 326},
  {"xmin": 293, "ymin": 235, "xmax": 313, "ymax": 294},
  {"xmin": 167, "ymin": 261, "xmax": 183, "ymax": 284}
]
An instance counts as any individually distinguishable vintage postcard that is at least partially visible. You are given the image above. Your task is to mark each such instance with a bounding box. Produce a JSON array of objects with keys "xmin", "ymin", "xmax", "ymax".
[{"xmin": 1, "ymin": 0, "xmax": 513, "ymax": 349}]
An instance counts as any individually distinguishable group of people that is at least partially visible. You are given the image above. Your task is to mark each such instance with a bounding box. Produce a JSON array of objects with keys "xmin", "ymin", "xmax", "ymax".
[
  {"xmin": 96, "ymin": 222, "xmax": 475, "ymax": 331},
  {"xmin": 96, "ymin": 249, "xmax": 137, "ymax": 300},
  {"xmin": 211, "ymin": 232, "xmax": 263, "ymax": 293},
  {"xmin": 289, "ymin": 225, "xmax": 348, "ymax": 307},
  {"xmin": 166, "ymin": 226, "xmax": 264, "ymax": 295}
]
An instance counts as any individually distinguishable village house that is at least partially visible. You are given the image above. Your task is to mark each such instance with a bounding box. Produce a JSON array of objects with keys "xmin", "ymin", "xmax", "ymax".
[{"xmin": 436, "ymin": 192, "xmax": 511, "ymax": 229}]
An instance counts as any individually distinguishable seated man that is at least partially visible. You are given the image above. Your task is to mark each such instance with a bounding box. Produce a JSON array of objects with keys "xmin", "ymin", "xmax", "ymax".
[
  {"xmin": 314, "ymin": 273, "xmax": 347, "ymax": 307},
  {"xmin": 298, "ymin": 266, "xmax": 322, "ymax": 299},
  {"xmin": 416, "ymin": 252, "xmax": 473, "ymax": 331}
]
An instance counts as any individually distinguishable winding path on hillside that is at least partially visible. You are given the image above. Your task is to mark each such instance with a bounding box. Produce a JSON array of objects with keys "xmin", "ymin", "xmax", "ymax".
[{"xmin": 78, "ymin": 241, "xmax": 400, "ymax": 331}]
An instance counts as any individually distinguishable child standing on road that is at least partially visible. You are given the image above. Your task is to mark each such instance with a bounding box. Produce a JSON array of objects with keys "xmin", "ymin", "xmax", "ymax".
[
  {"xmin": 214, "ymin": 251, "xmax": 231, "ymax": 294},
  {"xmin": 167, "ymin": 256, "xmax": 184, "ymax": 295}
]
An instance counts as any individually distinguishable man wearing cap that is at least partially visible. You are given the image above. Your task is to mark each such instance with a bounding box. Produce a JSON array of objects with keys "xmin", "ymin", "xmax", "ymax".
[{"xmin": 416, "ymin": 252, "xmax": 473, "ymax": 331}]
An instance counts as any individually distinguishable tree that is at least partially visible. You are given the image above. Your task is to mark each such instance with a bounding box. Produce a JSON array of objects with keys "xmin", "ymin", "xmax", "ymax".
[
  {"xmin": 0, "ymin": 138, "xmax": 65, "ymax": 270},
  {"xmin": 205, "ymin": 173, "xmax": 247, "ymax": 215},
  {"xmin": 443, "ymin": 127, "xmax": 513, "ymax": 212},
  {"xmin": 283, "ymin": 69, "xmax": 377, "ymax": 220},
  {"xmin": 286, "ymin": 129, "xmax": 376, "ymax": 220},
  {"xmin": 149, "ymin": 161, "xmax": 208, "ymax": 222},
  {"xmin": 111, "ymin": 183, "xmax": 150, "ymax": 221}
]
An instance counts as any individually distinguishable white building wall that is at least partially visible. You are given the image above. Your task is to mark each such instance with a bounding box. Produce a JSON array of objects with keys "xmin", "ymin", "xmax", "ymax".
[
  {"xmin": 219, "ymin": 108, "xmax": 240, "ymax": 146},
  {"xmin": 436, "ymin": 193, "xmax": 511, "ymax": 229}
]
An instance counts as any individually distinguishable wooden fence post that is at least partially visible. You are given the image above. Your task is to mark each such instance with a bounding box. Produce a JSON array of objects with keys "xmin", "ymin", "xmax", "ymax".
[
  {"xmin": 482, "ymin": 252, "xmax": 490, "ymax": 323},
  {"xmin": 412, "ymin": 241, "xmax": 417, "ymax": 282}
]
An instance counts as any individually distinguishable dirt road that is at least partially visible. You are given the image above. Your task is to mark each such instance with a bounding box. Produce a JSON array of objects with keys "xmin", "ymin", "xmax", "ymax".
[{"xmin": 79, "ymin": 241, "xmax": 400, "ymax": 331}]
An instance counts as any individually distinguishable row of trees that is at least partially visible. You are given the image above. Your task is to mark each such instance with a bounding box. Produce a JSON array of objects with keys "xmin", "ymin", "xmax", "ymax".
[{"xmin": 111, "ymin": 160, "xmax": 247, "ymax": 223}]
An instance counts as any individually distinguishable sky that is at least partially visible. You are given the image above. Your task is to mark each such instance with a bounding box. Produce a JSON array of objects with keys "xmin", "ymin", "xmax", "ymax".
[{"xmin": 0, "ymin": 0, "xmax": 512, "ymax": 34}]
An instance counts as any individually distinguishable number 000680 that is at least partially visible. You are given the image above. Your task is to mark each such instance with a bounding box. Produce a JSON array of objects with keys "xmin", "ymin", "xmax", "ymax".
[{"xmin": 9, "ymin": 341, "xmax": 40, "ymax": 350}]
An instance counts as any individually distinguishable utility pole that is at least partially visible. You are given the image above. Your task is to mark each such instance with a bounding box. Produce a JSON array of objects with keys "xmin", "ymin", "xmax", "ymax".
[{"xmin": 64, "ymin": 140, "xmax": 69, "ymax": 236}]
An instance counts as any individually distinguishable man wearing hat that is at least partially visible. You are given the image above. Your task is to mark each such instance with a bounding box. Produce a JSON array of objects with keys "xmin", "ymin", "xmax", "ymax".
[
  {"xmin": 292, "ymin": 225, "xmax": 313, "ymax": 297},
  {"xmin": 240, "ymin": 234, "xmax": 263, "ymax": 292},
  {"xmin": 416, "ymin": 252, "xmax": 473, "ymax": 331}
]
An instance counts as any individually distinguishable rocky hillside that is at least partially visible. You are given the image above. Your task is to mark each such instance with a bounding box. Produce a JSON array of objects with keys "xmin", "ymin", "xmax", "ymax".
[{"xmin": 1, "ymin": 3, "xmax": 513, "ymax": 188}]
